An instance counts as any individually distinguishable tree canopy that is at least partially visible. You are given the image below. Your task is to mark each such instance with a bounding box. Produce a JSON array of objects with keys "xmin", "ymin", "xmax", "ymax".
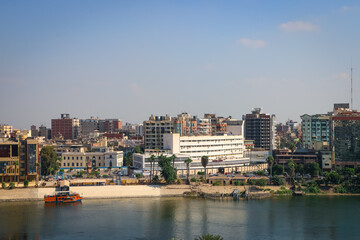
[
  {"xmin": 158, "ymin": 155, "xmax": 177, "ymax": 184},
  {"xmin": 40, "ymin": 146, "xmax": 60, "ymax": 176}
]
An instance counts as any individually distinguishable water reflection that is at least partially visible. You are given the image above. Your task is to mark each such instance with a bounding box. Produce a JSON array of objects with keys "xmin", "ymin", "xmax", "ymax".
[{"xmin": 0, "ymin": 197, "xmax": 359, "ymax": 240}]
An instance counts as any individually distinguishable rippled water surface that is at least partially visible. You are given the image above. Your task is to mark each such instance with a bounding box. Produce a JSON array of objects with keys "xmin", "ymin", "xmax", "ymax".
[{"xmin": 0, "ymin": 196, "xmax": 359, "ymax": 240}]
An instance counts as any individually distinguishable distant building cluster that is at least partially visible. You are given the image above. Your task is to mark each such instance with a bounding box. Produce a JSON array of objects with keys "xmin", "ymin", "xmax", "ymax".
[{"xmin": 1, "ymin": 103, "xmax": 359, "ymax": 182}]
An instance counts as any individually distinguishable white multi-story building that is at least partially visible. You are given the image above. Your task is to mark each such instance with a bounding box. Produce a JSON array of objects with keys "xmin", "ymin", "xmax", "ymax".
[{"xmin": 163, "ymin": 133, "xmax": 245, "ymax": 161}]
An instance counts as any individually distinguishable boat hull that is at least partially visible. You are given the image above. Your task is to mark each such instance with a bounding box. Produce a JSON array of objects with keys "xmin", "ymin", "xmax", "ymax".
[{"xmin": 44, "ymin": 194, "xmax": 83, "ymax": 203}]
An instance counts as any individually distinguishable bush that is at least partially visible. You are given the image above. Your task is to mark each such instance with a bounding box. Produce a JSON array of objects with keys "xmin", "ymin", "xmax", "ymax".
[
  {"xmin": 255, "ymin": 178, "xmax": 268, "ymax": 187},
  {"xmin": 256, "ymin": 171, "xmax": 266, "ymax": 176},
  {"xmin": 24, "ymin": 180, "xmax": 29, "ymax": 188},
  {"xmin": 190, "ymin": 177, "xmax": 197, "ymax": 182},
  {"xmin": 248, "ymin": 179, "xmax": 256, "ymax": 185},
  {"xmin": 103, "ymin": 174, "xmax": 109, "ymax": 178},
  {"xmin": 305, "ymin": 181, "xmax": 320, "ymax": 193},
  {"xmin": 136, "ymin": 173, "xmax": 142, "ymax": 179},
  {"xmin": 272, "ymin": 176, "xmax": 285, "ymax": 186},
  {"xmin": 2, "ymin": 182, "xmax": 6, "ymax": 189},
  {"xmin": 8, "ymin": 182, "xmax": 15, "ymax": 189},
  {"xmin": 176, "ymin": 178, "xmax": 182, "ymax": 184},
  {"xmin": 234, "ymin": 180, "xmax": 241, "ymax": 186},
  {"xmin": 275, "ymin": 186, "xmax": 292, "ymax": 195},
  {"xmin": 334, "ymin": 185, "xmax": 347, "ymax": 193},
  {"xmin": 197, "ymin": 172, "xmax": 205, "ymax": 175},
  {"xmin": 212, "ymin": 181, "xmax": 221, "ymax": 186},
  {"xmin": 152, "ymin": 175, "xmax": 159, "ymax": 183},
  {"xmin": 60, "ymin": 169, "xmax": 64, "ymax": 173}
]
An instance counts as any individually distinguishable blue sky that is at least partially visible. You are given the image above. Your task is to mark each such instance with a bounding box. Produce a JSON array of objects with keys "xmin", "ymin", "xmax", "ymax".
[{"xmin": 1, "ymin": 1, "xmax": 359, "ymax": 129}]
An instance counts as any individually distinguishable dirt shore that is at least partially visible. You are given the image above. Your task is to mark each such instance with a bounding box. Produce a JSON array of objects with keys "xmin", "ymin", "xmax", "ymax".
[{"xmin": 1, "ymin": 184, "xmax": 359, "ymax": 202}]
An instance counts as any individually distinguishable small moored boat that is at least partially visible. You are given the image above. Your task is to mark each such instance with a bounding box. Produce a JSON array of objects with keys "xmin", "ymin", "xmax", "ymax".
[{"xmin": 44, "ymin": 180, "xmax": 83, "ymax": 203}]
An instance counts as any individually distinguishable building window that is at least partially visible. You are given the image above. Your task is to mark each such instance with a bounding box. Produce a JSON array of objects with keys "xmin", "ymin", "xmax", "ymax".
[
  {"xmin": 76, "ymin": 163, "xmax": 79, "ymax": 166},
  {"xmin": 80, "ymin": 163, "xmax": 82, "ymax": 166},
  {"xmin": 72, "ymin": 163, "xmax": 74, "ymax": 167},
  {"xmin": 68, "ymin": 163, "xmax": 70, "ymax": 166},
  {"xmin": 99, "ymin": 163, "xmax": 101, "ymax": 166}
]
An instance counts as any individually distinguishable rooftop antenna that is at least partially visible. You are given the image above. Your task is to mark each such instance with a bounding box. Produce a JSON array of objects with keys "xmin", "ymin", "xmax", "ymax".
[{"xmin": 351, "ymin": 58, "xmax": 353, "ymax": 109}]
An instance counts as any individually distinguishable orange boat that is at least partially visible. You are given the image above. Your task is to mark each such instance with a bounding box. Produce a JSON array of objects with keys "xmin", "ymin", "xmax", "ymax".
[{"xmin": 44, "ymin": 180, "xmax": 83, "ymax": 203}]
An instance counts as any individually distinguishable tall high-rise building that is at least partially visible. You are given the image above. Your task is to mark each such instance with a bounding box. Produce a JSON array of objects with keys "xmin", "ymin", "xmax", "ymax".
[
  {"xmin": 143, "ymin": 115, "xmax": 173, "ymax": 149},
  {"xmin": 51, "ymin": 114, "xmax": 80, "ymax": 140},
  {"xmin": 331, "ymin": 105, "xmax": 360, "ymax": 166},
  {"xmin": 243, "ymin": 108, "xmax": 276, "ymax": 151},
  {"xmin": 80, "ymin": 117, "xmax": 99, "ymax": 137}
]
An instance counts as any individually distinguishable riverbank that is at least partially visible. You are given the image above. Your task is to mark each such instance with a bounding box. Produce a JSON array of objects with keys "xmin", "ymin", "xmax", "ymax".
[
  {"xmin": 1, "ymin": 184, "xmax": 360, "ymax": 202},
  {"xmin": 0, "ymin": 185, "xmax": 192, "ymax": 201}
]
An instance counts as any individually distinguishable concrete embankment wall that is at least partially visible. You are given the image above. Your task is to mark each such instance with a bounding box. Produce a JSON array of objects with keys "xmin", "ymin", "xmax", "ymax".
[{"xmin": 0, "ymin": 185, "xmax": 191, "ymax": 201}]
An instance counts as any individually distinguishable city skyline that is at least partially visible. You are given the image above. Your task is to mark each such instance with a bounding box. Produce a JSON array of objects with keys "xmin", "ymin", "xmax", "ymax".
[{"xmin": 1, "ymin": 1, "xmax": 359, "ymax": 129}]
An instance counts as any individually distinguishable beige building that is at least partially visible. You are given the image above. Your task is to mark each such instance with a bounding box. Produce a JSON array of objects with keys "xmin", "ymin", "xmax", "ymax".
[
  {"xmin": 61, "ymin": 151, "xmax": 123, "ymax": 169},
  {"xmin": 143, "ymin": 115, "xmax": 173, "ymax": 150},
  {"xmin": 0, "ymin": 124, "xmax": 13, "ymax": 137}
]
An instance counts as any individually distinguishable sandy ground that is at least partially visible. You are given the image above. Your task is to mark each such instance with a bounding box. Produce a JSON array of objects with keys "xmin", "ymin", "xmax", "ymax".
[{"xmin": 1, "ymin": 183, "xmax": 359, "ymax": 201}]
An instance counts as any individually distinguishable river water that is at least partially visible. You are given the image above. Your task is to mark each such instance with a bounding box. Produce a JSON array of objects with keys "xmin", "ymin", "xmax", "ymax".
[{"xmin": 0, "ymin": 196, "xmax": 359, "ymax": 240}]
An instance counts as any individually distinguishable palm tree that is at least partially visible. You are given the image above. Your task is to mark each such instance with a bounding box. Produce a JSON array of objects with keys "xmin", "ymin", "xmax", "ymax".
[
  {"xmin": 267, "ymin": 156, "xmax": 275, "ymax": 184},
  {"xmin": 149, "ymin": 155, "xmax": 156, "ymax": 183},
  {"xmin": 171, "ymin": 154, "xmax": 177, "ymax": 169},
  {"xmin": 201, "ymin": 156, "xmax": 209, "ymax": 182},
  {"xmin": 288, "ymin": 159, "xmax": 295, "ymax": 188},
  {"xmin": 184, "ymin": 158, "xmax": 193, "ymax": 184}
]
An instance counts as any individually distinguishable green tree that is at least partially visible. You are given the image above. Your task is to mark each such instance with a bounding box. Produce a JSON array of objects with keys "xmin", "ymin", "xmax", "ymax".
[
  {"xmin": 304, "ymin": 162, "xmax": 320, "ymax": 178},
  {"xmin": 40, "ymin": 146, "xmax": 59, "ymax": 176},
  {"xmin": 8, "ymin": 182, "xmax": 15, "ymax": 189},
  {"xmin": 135, "ymin": 146, "xmax": 142, "ymax": 154},
  {"xmin": 288, "ymin": 159, "xmax": 295, "ymax": 187},
  {"xmin": 158, "ymin": 155, "xmax": 177, "ymax": 184},
  {"xmin": 325, "ymin": 171, "xmax": 341, "ymax": 185},
  {"xmin": 201, "ymin": 156, "xmax": 209, "ymax": 182},
  {"xmin": 149, "ymin": 155, "xmax": 156, "ymax": 183},
  {"xmin": 267, "ymin": 156, "xmax": 275, "ymax": 184},
  {"xmin": 272, "ymin": 175, "xmax": 285, "ymax": 186},
  {"xmin": 295, "ymin": 163, "xmax": 304, "ymax": 175},
  {"xmin": 24, "ymin": 179, "xmax": 29, "ymax": 188},
  {"xmin": 255, "ymin": 178, "xmax": 268, "ymax": 187},
  {"xmin": 272, "ymin": 164, "xmax": 284, "ymax": 176},
  {"xmin": 2, "ymin": 182, "xmax": 6, "ymax": 189},
  {"xmin": 339, "ymin": 167, "xmax": 355, "ymax": 181},
  {"xmin": 124, "ymin": 152, "xmax": 133, "ymax": 167},
  {"xmin": 184, "ymin": 158, "xmax": 193, "ymax": 184},
  {"xmin": 195, "ymin": 234, "xmax": 223, "ymax": 240}
]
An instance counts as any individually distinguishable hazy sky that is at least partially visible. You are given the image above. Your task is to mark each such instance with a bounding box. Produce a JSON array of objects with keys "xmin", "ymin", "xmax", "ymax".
[{"xmin": 1, "ymin": 0, "xmax": 359, "ymax": 129}]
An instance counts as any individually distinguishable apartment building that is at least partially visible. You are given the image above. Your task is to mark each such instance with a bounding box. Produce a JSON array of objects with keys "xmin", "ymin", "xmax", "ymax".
[
  {"xmin": 243, "ymin": 108, "xmax": 276, "ymax": 151},
  {"xmin": 0, "ymin": 136, "xmax": 39, "ymax": 182},
  {"xmin": 143, "ymin": 115, "xmax": 173, "ymax": 150},
  {"xmin": 51, "ymin": 114, "xmax": 80, "ymax": 140},
  {"xmin": 173, "ymin": 113, "xmax": 197, "ymax": 136},
  {"xmin": 0, "ymin": 124, "xmax": 13, "ymax": 137},
  {"xmin": 301, "ymin": 114, "xmax": 330, "ymax": 149}
]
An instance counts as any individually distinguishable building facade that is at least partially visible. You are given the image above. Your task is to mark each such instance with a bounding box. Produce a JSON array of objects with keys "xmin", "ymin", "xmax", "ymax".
[
  {"xmin": 163, "ymin": 133, "xmax": 245, "ymax": 161},
  {"xmin": 51, "ymin": 114, "xmax": 80, "ymax": 140},
  {"xmin": 143, "ymin": 115, "xmax": 173, "ymax": 150},
  {"xmin": 301, "ymin": 114, "xmax": 330, "ymax": 149},
  {"xmin": 243, "ymin": 108, "xmax": 276, "ymax": 151},
  {"xmin": 0, "ymin": 136, "xmax": 39, "ymax": 182},
  {"xmin": 331, "ymin": 109, "xmax": 360, "ymax": 166},
  {"xmin": 61, "ymin": 151, "xmax": 123, "ymax": 169}
]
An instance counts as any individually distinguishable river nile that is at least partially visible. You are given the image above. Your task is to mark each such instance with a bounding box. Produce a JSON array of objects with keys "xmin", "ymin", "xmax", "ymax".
[{"xmin": 1, "ymin": 196, "xmax": 359, "ymax": 240}]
